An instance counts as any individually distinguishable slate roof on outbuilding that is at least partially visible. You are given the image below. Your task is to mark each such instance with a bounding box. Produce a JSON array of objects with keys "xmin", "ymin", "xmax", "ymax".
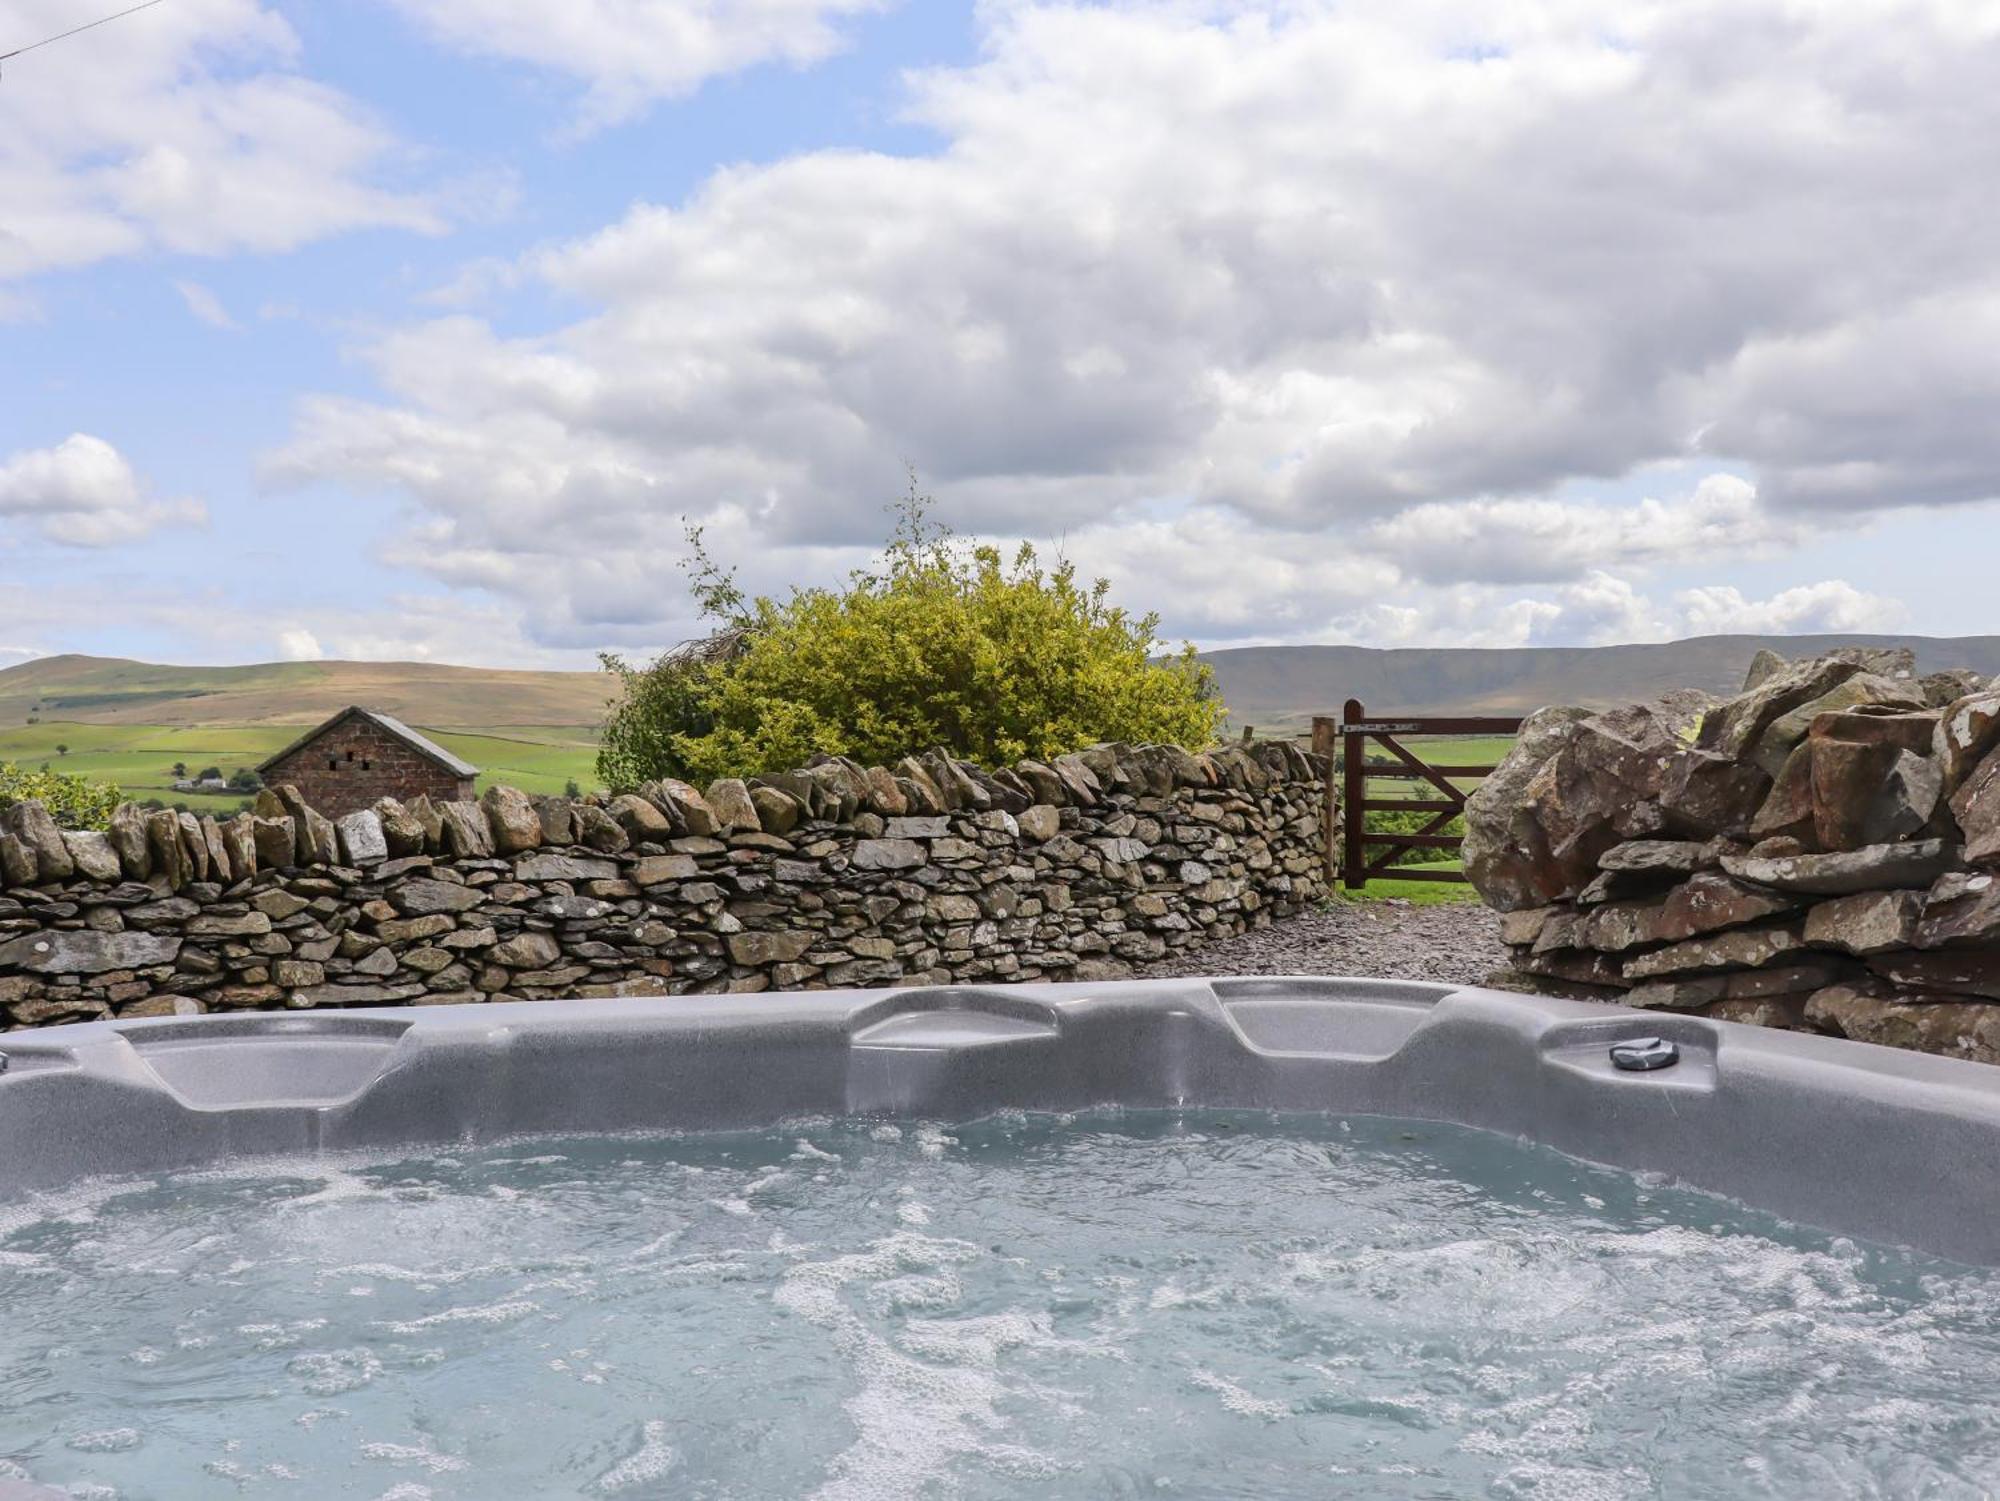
[{"xmin": 256, "ymin": 705, "xmax": 480, "ymax": 778}]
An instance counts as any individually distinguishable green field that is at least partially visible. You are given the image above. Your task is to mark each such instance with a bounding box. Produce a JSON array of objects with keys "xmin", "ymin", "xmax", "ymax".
[
  {"xmin": 1332, "ymin": 732, "xmax": 1515, "ymax": 895},
  {"xmin": 0, "ymin": 721, "xmax": 602, "ymax": 813}
]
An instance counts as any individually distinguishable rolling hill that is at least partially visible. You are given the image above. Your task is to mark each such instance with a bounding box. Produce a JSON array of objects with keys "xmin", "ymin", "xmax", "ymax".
[
  {"xmin": 1205, "ymin": 633, "xmax": 2000, "ymax": 732},
  {"xmin": 0, "ymin": 654, "xmax": 616, "ymax": 728},
  {"xmin": 3, "ymin": 632, "xmax": 1997, "ymax": 779}
]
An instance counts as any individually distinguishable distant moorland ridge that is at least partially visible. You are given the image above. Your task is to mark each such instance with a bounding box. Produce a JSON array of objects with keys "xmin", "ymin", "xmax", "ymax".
[
  {"xmin": 1204, "ymin": 633, "xmax": 2000, "ymax": 731},
  {"xmin": 4, "ymin": 634, "xmax": 1999, "ymax": 735}
]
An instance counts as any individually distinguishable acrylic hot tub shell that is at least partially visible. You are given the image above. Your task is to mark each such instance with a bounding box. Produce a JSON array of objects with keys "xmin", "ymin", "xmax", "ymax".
[{"xmin": 2, "ymin": 975, "xmax": 1998, "ymax": 1270}]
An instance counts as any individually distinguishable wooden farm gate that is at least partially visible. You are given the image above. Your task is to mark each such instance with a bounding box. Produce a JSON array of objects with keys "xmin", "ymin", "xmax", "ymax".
[{"xmin": 1311, "ymin": 701, "xmax": 1522, "ymax": 889}]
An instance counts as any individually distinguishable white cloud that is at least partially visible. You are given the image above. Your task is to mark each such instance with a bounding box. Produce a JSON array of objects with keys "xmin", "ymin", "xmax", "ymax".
[
  {"xmin": 267, "ymin": 0, "xmax": 2000, "ymax": 653},
  {"xmin": 0, "ymin": 434, "xmax": 206, "ymax": 546},
  {"xmin": 1359, "ymin": 475, "xmax": 1812, "ymax": 586},
  {"xmin": 0, "ymin": 0, "xmax": 443, "ymax": 285},
  {"xmin": 388, "ymin": 0, "xmax": 893, "ymax": 129},
  {"xmin": 173, "ymin": 279, "xmax": 240, "ymax": 330},
  {"xmin": 276, "ymin": 628, "xmax": 324, "ymax": 661},
  {"xmin": 1675, "ymin": 580, "xmax": 1906, "ymax": 637}
]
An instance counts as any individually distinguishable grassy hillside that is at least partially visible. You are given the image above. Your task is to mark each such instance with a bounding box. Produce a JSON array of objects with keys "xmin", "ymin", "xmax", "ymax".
[
  {"xmin": 0, "ymin": 722, "xmax": 599, "ymax": 814},
  {"xmin": 0, "ymin": 654, "xmax": 615, "ymax": 728}
]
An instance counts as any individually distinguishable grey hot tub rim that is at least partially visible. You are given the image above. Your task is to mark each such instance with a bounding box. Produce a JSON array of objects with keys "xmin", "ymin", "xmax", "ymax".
[{"xmin": 1, "ymin": 975, "xmax": 1996, "ymax": 1266}]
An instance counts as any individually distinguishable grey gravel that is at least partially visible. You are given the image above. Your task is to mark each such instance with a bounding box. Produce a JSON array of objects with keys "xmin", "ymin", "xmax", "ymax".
[{"xmin": 1139, "ymin": 899, "xmax": 1506, "ymax": 989}]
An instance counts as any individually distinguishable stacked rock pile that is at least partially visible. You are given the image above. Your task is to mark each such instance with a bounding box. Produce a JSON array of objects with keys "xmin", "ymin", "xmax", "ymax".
[
  {"xmin": 1465, "ymin": 647, "xmax": 2000, "ymax": 1060},
  {"xmin": 0, "ymin": 740, "xmax": 1328, "ymax": 1030}
]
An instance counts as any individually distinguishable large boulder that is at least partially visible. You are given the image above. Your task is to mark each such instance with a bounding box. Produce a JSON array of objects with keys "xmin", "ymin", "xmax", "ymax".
[
  {"xmin": 1921, "ymin": 669, "xmax": 1986, "ymax": 707},
  {"xmin": 607, "ymin": 792, "xmax": 672, "ymax": 840},
  {"xmin": 221, "ymin": 814, "xmax": 258, "ymax": 879},
  {"xmin": 480, "ymin": 785, "xmax": 543, "ymax": 854},
  {"xmin": 652, "ymin": 778, "xmax": 721, "ymax": 835},
  {"xmin": 336, "ymin": 809, "xmax": 389, "ymax": 866},
  {"xmin": 703, "ymin": 779, "xmax": 761, "ymax": 833},
  {"xmin": 4, "ymin": 800, "xmax": 73, "ymax": 882},
  {"xmin": 199, "ymin": 815, "xmax": 233, "ymax": 883},
  {"xmin": 1951, "ymin": 745, "xmax": 2000, "ymax": 865},
  {"xmin": 1936, "ymin": 691, "xmax": 2000, "ymax": 793},
  {"xmin": 747, "ymin": 785, "xmax": 801, "ymax": 834},
  {"xmin": 1465, "ymin": 691, "xmax": 1713, "ymax": 910},
  {"xmin": 176, "ymin": 811, "xmax": 209, "ymax": 882},
  {"xmin": 147, "ymin": 809, "xmax": 190, "ymax": 887},
  {"xmin": 406, "ymin": 794, "xmax": 445, "ymax": 849},
  {"xmin": 274, "ymin": 785, "xmax": 338, "ymax": 864},
  {"xmin": 574, "ymin": 802, "xmax": 632, "ymax": 852},
  {"xmin": 536, "ymin": 797, "xmax": 577, "ymax": 846},
  {"xmin": 1462, "ymin": 706, "xmax": 1591, "ymax": 911},
  {"xmin": 1807, "ymin": 739, "xmax": 1940, "ymax": 851},
  {"xmin": 1694, "ymin": 655, "xmax": 1866, "ymax": 765},
  {"xmin": 60, "ymin": 830, "xmax": 122, "ymax": 881},
  {"xmin": 860, "ymin": 766, "xmax": 908, "ymax": 817},
  {"xmin": 375, "ymin": 797, "xmax": 427, "ymax": 857},
  {"xmin": 0, "ymin": 830, "xmax": 32, "ymax": 887},
  {"xmin": 437, "ymin": 801, "xmax": 494, "ymax": 858},
  {"xmin": 1658, "ymin": 749, "xmax": 1771, "ymax": 839},
  {"xmin": 106, "ymin": 802, "xmax": 153, "ymax": 879},
  {"xmin": 252, "ymin": 815, "xmax": 297, "ymax": 869},
  {"xmin": 1749, "ymin": 673, "xmax": 1925, "ymax": 778}
]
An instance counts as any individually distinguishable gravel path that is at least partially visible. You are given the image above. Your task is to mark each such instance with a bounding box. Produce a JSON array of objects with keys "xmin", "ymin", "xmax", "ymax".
[{"xmin": 1139, "ymin": 899, "xmax": 1507, "ymax": 989}]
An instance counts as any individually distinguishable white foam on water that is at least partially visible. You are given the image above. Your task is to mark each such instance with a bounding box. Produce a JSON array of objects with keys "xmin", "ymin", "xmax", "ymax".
[
  {"xmin": 359, "ymin": 1439, "xmax": 467, "ymax": 1474},
  {"xmin": 64, "ymin": 1428, "xmax": 141, "ymax": 1453},
  {"xmin": 593, "ymin": 1418, "xmax": 677, "ymax": 1494},
  {"xmin": 288, "ymin": 1348, "xmax": 383, "ymax": 1396},
  {"xmin": 377, "ymin": 1298, "xmax": 539, "ymax": 1335},
  {"xmin": 1186, "ymin": 1368, "xmax": 1289, "ymax": 1420},
  {"xmin": 775, "ymin": 1230, "xmax": 1073, "ymax": 1501}
]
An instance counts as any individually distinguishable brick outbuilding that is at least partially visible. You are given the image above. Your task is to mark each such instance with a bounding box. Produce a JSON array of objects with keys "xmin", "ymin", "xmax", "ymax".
[{"xmin": 257, "ymin": 706, "xmax": 478, "ymax": 816}]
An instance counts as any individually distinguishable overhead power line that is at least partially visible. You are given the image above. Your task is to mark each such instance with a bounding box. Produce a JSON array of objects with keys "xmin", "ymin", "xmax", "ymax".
[{"xmin": 0, "ymin": 0, "xmax": 170, "ymax": 68}]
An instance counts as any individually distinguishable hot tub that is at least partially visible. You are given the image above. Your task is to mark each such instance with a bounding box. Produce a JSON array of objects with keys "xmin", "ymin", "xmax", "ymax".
[{"xmin": 3, "ymin": 977, "xmax": 1999, "ymax": 1497}]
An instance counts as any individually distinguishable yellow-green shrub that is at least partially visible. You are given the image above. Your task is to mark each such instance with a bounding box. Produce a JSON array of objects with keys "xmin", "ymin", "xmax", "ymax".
[
  {"xmin": 0, "ymin": 763, "xmax": 122, "ymax": 831},
  {"xmin": 598, "ymin": 497, "xmax": 1225, "ymax": 787}
]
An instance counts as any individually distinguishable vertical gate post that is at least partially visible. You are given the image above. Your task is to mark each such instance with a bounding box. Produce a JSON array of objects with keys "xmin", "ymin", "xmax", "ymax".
[
  {"xmin": 1341, "ymin": 698, "xmax": 1366, "ymax": 890},
  {"xmin": 1310, "ymin": 715, "xmax": 1339, "ymax": 884}
]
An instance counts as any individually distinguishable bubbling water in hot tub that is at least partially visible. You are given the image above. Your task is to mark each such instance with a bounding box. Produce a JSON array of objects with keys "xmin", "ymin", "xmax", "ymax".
[{"xmin": 2, "ymin": 1110, "xmax": 1998, "ymax": 1499}]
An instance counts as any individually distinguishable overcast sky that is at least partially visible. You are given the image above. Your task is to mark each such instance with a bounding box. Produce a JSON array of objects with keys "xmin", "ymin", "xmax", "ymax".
[{"xmin": 3, "ymin": 0, "xmax": 1997, "ymax": 669}]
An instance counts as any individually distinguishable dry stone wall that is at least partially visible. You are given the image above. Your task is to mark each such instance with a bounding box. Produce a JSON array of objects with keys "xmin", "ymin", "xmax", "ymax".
[
  {"xmin": 0, "ymin": 741, "xmax": 1328, "ymax": 1030},
  {"xmin": 1465, "ymin": 647, "xmax": 2000, "ymax": 1062}
]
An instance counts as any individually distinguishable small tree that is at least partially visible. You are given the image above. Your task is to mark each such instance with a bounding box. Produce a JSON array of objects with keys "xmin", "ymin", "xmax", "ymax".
[
  {"xmin": 598, "ymin": 485, "xmax": 1224, "ymax": 787},
  {"xmin": 228, "ymin": 767, "xmax": 263, "ymax": 792},
  {"xmin": 171, "ymin": 762, "xmax": 188, "ymax": 779},
  {"xmin": 54, "ymin": 743, "xmax": 68, "ymax": 756},
  {"xmin": 198, "ymin": 765, "xmax": 222, "ymax": 782}
]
